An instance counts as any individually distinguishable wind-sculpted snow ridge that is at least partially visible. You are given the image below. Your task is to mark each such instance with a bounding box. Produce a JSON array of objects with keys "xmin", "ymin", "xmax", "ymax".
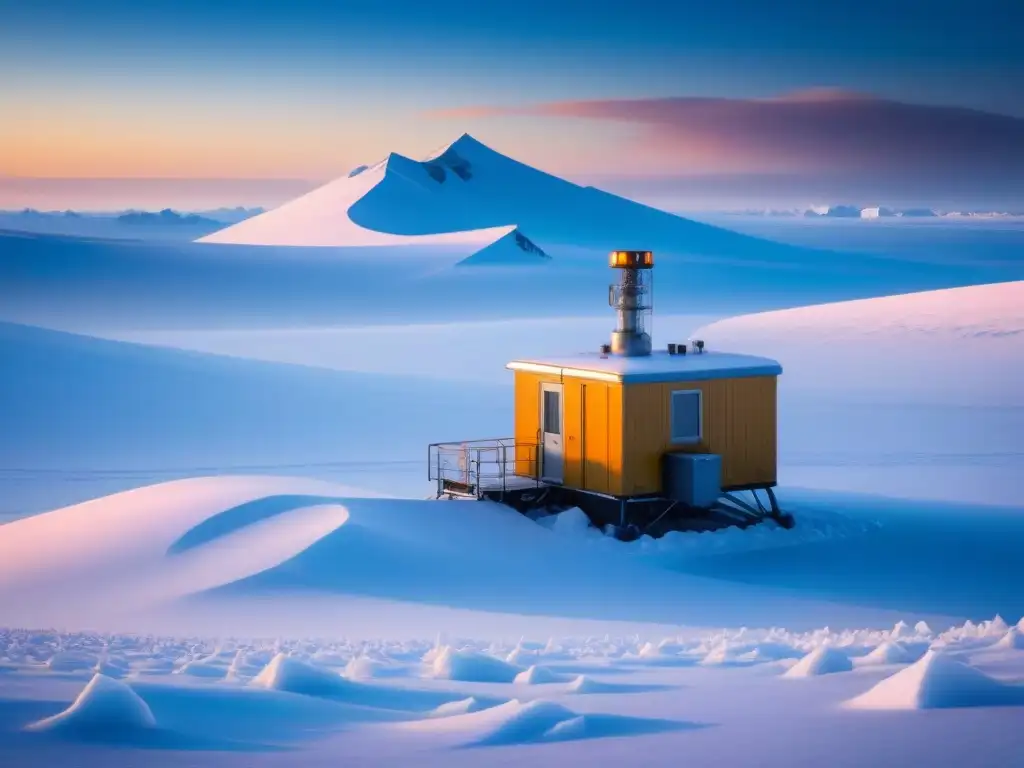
[
  {"xmin": 399, "ymin": 698, "xmax": 693, "ymax": 747},
  {"xmin": 1, "ymin": 475, "xmax": 938, "ymax": 634}
]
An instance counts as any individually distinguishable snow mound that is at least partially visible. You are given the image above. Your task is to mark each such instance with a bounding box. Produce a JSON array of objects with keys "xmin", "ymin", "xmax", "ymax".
[
  {"xmin": 695, "ymin": 281, "xmax": 1024, "ymax": 409},
  {"xmin": 343, "ymin": 656, "xmax": 386, "ymax": 680},
  {"xmin": 846, "ymin": 650, "xmax": 1024, "ymax": 710},
  {"xmin": 505, "ymin": 645, "xmax": 540, "ymax": 665},
  {"xmin": 856, "ymin": 641, "xmax": 916, "ymax": 666},
  {"xmin": 251, "ymin": 653, "xmax": 351, "ymax": 697},
  {"xmin": 408, "ymin": 696, "xmax": 686, "ymax": 746},
  {"xmin": 700, "ymin": 639, "xmax": 802, "ymax": 666},
  {"xmin": 699, "ymin": 646, "xmax": 733, "ymax": 666},
  {"xmin": 784, "ymin": 646, "xmax": 853, "ymax": 678},
  {"xmin": 431, "ymin": 646, "xmax": 521, "ymax": 683},
  {"xmin": 535, "ymin": 506, "xmax": 601, "ymax": 539},
  {"xmin": 455, "ymin": 228, "xmax": 551, "ymax": 267},
  {"xmin": 566, "ymin": 675, "xmax": 617, "ymax": 694},
  {"xmin": 25, "ymin": 673, "xmax": 156, "ymax": 734},
  {"xmin": 513, "ymin": 665, "xmax": 563, "ymax": 685},
  {"xmin": 890, "ymin": 621, "xmax": 915, "ymax": 640},
  {"xmin": 637, "ymin": 641, "xmax": 665, "ymax": 659},
  {"xmin": 421, "ymin": 698, "xmax": 576, "ymax": 746},
  {"xmin": 132, "ymin": 657, "xmax": 176, "ymax": 676},
  {"xmin": 45, "ymin": 651, "xmax": 98, "ymax": 673},
  {"xmin": 429, "ymin": 697, "xmax": 489, "ymax": 717},
  {"xmin": 175, "ymin": 659, "xmax": 228, "ymax": 679},
  {"xmin": 995, "ymin": 628, "xmax": 1024, "ymax": 650}
]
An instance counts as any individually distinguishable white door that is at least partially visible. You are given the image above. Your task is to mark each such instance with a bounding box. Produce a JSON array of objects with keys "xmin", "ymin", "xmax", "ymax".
[{"xmin": 540, "ymin": 383, "xmax": 564, "ymax": 483}]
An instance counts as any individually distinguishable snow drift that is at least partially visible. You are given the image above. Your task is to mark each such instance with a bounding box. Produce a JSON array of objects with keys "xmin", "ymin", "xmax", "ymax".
[
  {"xmin": 429, "ymin": 697, "xmax": 490, "ymax": 717},
  {"xmin": 784, "ymin": 647, "xmax": 853, "ymax": 677},
  {"xmin": 514, "ymin": 665, "xmax": 565, "ymax": 685},
  {"xmin": 343, "ymin": 656, "xmax": 390, "ymax": 680},
  {"xmin": 403, "ymin": 697, "xmax": 684, "ymax": 747},
  {"xmin": 431, "ymin": 646, "xmax": 521, "ymax": 683},
  {"xmin": 693, "ymin": 281, "xmax": 1024, "ymax": 507},
  {"xmin": 855, "ymin": 641, "xmax": 918, "ymax": 666},
  {"xmin": 25, "ymin": 674, "xmax": 156, "ymax": 734},
  {"xmin": 846, "ymin": 650, "xmax": 1024, "ymax": 709},
  {"xmin": 455, "ymin": 228, "xmax": 552, "ymax": 267},
  {"xmin": 696, "ymin": 281, "xmax": 1024, "ymax": 408},
  {"xmin": 46, "ymin": 651, "xmax": 98, "ymax": 673},
  {"xmin": 250, "ymin": 653, "xmax": 457, "ymax": 713},
  {"xmin": 566, "ymin": 675, "xmax": 620, "ymax": 694},
  {"xmin": 996, "ymin": 628, "xmax": 1024, "ymax": 650},
  {"xmin": 251, "ymin": 654, "xmax": 352, "ymax": 698},
  {"xmin": 0, "ymin": 471, "xmax": 925, "ymax": 637}
]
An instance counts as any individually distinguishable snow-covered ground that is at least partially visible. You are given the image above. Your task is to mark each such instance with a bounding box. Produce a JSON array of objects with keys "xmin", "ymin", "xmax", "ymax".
[
  {"xmin": 1, "ymin": 619, "xmax": 1023, "ymax": 766},
  {"xmin": 1, "ymin": 134, "xmax": 1022, "ymax": 765}
]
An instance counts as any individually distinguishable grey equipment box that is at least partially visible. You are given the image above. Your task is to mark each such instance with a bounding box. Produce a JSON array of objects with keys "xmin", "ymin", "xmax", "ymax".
[{"xmin": 662, "ymin": 453, "xmax": 722, "ymax": 508}]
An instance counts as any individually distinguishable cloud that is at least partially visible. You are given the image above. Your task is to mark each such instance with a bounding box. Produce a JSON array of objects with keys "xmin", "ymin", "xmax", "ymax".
[{"xmin": 428, "ymin": 90, "xmax": 1024, "ymax": 184}]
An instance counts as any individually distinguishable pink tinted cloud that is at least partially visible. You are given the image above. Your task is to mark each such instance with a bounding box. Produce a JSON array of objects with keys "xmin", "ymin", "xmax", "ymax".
[{"xmin": 430, "ymin": 90, "xmax": 1024, "ymax": 178}]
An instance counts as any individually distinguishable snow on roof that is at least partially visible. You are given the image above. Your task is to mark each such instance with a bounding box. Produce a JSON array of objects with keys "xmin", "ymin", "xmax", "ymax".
[{"xmin": 506, "ymin": 350, "xmax": 782, "ymax": 383}]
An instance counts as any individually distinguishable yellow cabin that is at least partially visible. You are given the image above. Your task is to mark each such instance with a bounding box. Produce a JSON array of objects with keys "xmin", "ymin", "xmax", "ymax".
[
  {"xmin": 428, "ymin": 249, "xmax": 787, "ymax": 535},
  {"xmin": 507, "ymin": 351, "xmax": 781, "ymax": 497}
]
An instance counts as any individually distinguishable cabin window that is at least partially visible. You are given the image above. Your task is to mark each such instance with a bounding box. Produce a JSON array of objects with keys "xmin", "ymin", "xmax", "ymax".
[
  {"xmin": 542, "ymin": 390, "xmax": 561, "ymax": 435},
  {"xmin": 670, "ymin": 389, "xmax": 702, "ymax": 444}
]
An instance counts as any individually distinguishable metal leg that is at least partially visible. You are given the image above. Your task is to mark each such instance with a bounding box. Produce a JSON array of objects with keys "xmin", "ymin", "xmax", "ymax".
[
  {"xmin": 752, "ymin": 489, "xmax": 768, "ymax": 516},
  {"xmin": 718, "ymin": 492, "xmax": 760, "ymax": 517}
]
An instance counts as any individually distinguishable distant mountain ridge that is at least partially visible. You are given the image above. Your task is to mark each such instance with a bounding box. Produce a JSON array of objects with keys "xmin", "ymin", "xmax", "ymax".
[
  {"xmin": 199, "ymin": 133, "xmax": 820, "ymax": 265},
  {"xmin": 117, "ymin": 209, "xmax": 221, "ymax": 227},
  {"xmin": 719, "ymin": 205, "xmax": 1024, "ymax": 219},
  {"xmin": 3, "ymin": 206, "xmax": 263, "ymax": 223},
  {"xmin": 0, "ymin": 206, "xmax": 265, "ymax": 242}
]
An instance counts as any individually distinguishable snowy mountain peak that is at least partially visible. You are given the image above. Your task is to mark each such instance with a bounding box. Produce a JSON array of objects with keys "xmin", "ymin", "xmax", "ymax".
[
  {"xmin": 200, "ymin": 129, "xmax": 806, "ymax": 258},
  {"xmin": 423, "ymin": 132, "xmax": 490, "ymax": 162}
]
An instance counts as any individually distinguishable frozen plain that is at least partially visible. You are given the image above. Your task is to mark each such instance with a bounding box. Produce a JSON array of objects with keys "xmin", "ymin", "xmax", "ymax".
[{"xmin": 1, "ymin": 135, "xmax": 1023, "ymax": 766}]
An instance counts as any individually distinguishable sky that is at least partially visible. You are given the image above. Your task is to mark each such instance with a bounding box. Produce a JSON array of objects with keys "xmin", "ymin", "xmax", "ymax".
[{"xmin": 1, "ymin": 0, "xmax": 1022, "ymax": 210}]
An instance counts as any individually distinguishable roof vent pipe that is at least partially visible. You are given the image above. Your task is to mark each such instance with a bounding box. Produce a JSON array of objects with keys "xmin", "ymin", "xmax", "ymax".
[{"xmin": 608, "ymin": 250, "xmax": 654, "ymax": 357}]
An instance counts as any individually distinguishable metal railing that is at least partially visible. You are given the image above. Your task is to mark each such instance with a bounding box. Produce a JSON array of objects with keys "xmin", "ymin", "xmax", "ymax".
[{"xmin": 428, "ymin": 438, "xmax": 541, "ymax": 500}]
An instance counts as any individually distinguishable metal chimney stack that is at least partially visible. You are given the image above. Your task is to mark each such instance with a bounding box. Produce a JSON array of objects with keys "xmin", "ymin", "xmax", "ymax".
[{"xmin": 608, "ymin": 250, "xmax": 654, "ymax": 357}]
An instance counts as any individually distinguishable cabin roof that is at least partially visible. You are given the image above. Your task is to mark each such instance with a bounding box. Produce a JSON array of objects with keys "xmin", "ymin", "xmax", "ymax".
[{"xmin": 506, "ymin": 350, "xmax": 782, "ymax": 383}]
